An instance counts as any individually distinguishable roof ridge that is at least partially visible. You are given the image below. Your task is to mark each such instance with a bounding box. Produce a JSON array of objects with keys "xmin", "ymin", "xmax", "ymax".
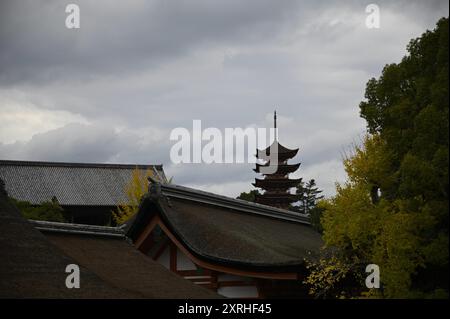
[
  {"xmin": 160, "ymin": 183, "xmax": 310, "ymax": 224},
  {"xmin": 0, "ymin": 159, "xmax": 163, "ymax": 169},
  {"xmin": 29, "ymin": 220, "xmax": 125, "ymax": 238}
]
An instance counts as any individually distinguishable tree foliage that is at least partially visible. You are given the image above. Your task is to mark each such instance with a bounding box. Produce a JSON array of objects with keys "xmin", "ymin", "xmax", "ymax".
[
  {"xmin": 10, "ymin": 197, "xmax": 65, "ymax": 222},
  {"xmin": 294, "ymin": 179, "xmax": 324, "ymax": 214},
  {"xmin": 306, "ymin": 18, "xmax": 449, "ymax": 298},
  {"xmin": 237, "ymin": 189, "xmax": 260, "ymax": 202},
  {"xmin": 292, "ymin": 179, "xmax": 324, "ymax": 231},
  {"xmin": 112, "ymin": 168, "xmax": 156, "ymax": 224},
  {"xmin": 304, "ymin": 252, "xmax": 363, "ymax": 299}
]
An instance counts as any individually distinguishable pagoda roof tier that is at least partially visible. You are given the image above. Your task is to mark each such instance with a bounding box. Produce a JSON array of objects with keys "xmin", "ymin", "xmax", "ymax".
[
  {"xmin": 258, "ymin": 141, "xmax": 299, "ymax": 154},
  {"xmin": 256, "ymin": 142, "xmax": 299, "ymax": 160},
  {"xmin": 254, "ymin": 162, "xmax": 300, "ymax": 175},
  {"xmin": 256, "ymin": 151, "xmax": 298, "ymax": 162},
  {"xmin": 256, "ymin": 193, "xmax": 298, "ymax": 201},
  {"xmin": 252, "ymin": 177, "xmax": 301, "ymax": 190},
  {"xmin": 255, "ymin": 194, "xmax": 298, "ymax": 205}
]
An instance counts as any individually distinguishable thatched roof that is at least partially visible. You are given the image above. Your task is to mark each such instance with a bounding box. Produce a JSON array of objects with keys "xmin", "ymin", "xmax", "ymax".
[
  {"xmin": 0, "ymin": 186, "xmax": 134, "ymax": 298},
  {"xmin": 0, "ymin": 184, "xmax": 218, "ymax": 298},
  {"xmin": 127, "ymin": 183, "xmax": 323, "ymax": 273},
  {"xmin": 0, "ymin": 160, "xmax": 166, "ymax": 206},
  {"xmin": 41, "ymin": 229, "xmax": 219, "ymax": 299}
]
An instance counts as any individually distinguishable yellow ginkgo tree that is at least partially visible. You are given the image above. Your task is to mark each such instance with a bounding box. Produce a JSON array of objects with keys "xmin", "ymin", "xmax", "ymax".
[{"xmin": 112, "ymin": 168, "xmax": 159, "ymax": 224}]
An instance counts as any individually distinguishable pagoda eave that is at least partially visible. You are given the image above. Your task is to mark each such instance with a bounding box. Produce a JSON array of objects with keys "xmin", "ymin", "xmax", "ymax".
[
  {"xmin": 257, "ymin": 141, "xmax": 299, "ymax": 155},
  {"xmin": 255, "ymin": 194, "xmax": 297, "ymax": 200},
  {"xmin": 255, "ymin": 194, "xmax": 298, "ymax": 206},
  {"xmin": 253, "ymin": 178, "xmax": 301, "ymax": 190},
  {"xmin": 256, "ymin": 150, "xmax": 299, "ymax": 161},
  {"xmin": 254, "ymin": 162, "xmax": 300, "ymax": 174}
]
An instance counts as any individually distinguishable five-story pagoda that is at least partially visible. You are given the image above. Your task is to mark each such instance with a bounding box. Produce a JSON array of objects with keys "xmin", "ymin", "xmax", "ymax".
[{"xmin": 253, "ymin": 111, "xmax": 301, "ymax": 209}]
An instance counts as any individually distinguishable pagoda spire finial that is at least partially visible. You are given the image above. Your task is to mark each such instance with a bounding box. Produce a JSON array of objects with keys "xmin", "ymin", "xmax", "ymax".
[{"xmin": 274, "ymin": 110, "xmax": 277, "ymax": 141}]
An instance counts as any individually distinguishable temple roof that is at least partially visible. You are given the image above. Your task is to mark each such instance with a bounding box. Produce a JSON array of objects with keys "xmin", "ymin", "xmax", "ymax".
[
  {"xmin": 256, "ymin": 196, "xmax": 298, "ymax": 204},
  {"xmin": 126, "ymin": 183, "xmax": 321, "ymax": 272},
  {"xmin": 255, "ymin": 195, "xmax": 298, "ymax": 205},
  {"xmin": 0, "ymin": 189, "xmax": 126, "ymax": 298},
  {"xmin": 0, "ymin": 160, "xmax": 167, "ymax": 206},
  {"xmin": 41, "ymin": 226, "xmax": 219, "ymax": 299},
  {"xmin": 253, "ymin": 177, "xmax": 301, "ymax": 190},
  {"xmin": 254, "ymin": 162, "xmax": 301, "ymax": 174},
  {"xmin": 0, "ymin": 186, "xmax": 218, "ymax": 298},
  {"xmin": 255, "ymin": 193, "xmax": 298, "ymax": 200},
  {"xmin": 256, "ymin": 141, "xmax": 299, "ymax": 158}
]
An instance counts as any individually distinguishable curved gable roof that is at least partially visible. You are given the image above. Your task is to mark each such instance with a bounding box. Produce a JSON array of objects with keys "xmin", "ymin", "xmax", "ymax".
[
  {"xmin": 160, "ymin": 197, "xmax": 322, "ymax": 269},
  {"xmin": 127, "ymin": 183, "xmax": 323, "ymax": 273}
]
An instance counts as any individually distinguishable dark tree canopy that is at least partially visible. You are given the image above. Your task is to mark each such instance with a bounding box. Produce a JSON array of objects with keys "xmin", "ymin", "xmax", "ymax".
[
  {"xmin": 293, "ymin": 179, "xmax": 324, "ymax": 214},
  {"xmin": 9, "ymin": 197, "xmax": 66, "ymax": 223},
  {"xmin": 237, "ymin": 189, "xmax": 260, "ymax": 202},
  {"xmin": 359, "ymin": 17, "xmax": 448, "ymax": 202},
  {"xmin": 309, "ymin": 18, "xmax": 448, "ymax": 298},
  {"xmin": 359, "ymin": 17, "xmax": 448, "ymax": 253}
]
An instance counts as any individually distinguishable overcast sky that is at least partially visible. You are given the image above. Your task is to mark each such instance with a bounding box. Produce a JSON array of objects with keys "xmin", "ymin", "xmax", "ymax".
[{"xmin": 0, "ymin": 1, "xmax": 448, "ymax": 198}]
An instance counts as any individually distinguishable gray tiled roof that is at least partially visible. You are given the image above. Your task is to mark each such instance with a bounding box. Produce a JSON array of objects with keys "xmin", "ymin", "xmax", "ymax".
[{"xmin": 0, "ymin": 160, "xmax": 167, "ymax": 206}]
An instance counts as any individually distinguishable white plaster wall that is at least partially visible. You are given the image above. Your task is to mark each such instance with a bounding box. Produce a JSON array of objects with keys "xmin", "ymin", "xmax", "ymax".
[
  {"xmin": 176, "ymin": 248, "xmax": 196, "ymax": 270},
  {"xmin": 156, "ymin": 246, "xmax": 170, "ymax": 269},
  {"xmin": 218, "ymin": 286, "xmax": 259, "ymax": 298},
  {"xmin": 217, "ymin": 274, "xmax": 258, "ymax": 298},
  {"xmin": 154, "ymin": 243, "xmax": 258, "ymax": 298}
]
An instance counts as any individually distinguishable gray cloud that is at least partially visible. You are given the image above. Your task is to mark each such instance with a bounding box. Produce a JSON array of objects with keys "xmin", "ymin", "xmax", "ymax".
[
  {"xmin": 0, "ymin": 0, "xmax": 308, "ymax": 85},
  {"xmin": 0, "ymin": 123, "xmax": 123, "ymax": 162},
  {"xmin": 0, "ymin": 0, "xmax": 448, "ymax": 197}
]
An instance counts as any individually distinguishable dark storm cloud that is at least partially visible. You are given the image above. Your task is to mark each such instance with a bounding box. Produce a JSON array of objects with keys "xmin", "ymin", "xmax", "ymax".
[
  {"xmin": 1, "ymin": 0, "xmax": 446, "ymax": 86},
  {"xmin": 0, "ymin": 0, "xmax": 309, "ymax": 85},
  {"xmin": 0, "ymin": 0, "xmax": 448, "ymax": 197}
]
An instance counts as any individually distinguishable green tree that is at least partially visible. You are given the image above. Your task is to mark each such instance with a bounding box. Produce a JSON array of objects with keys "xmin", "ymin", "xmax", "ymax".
[
  {"xmin": 358, "ymin": 17, "xmax": 449, "ymax": 297},
  {"xmin": 309, "ymin": 205, "xmax": 325, "ymax": 233},
  {"xmin": 304, "ymin": 179, "xmax": 324, "ymax": 214},
  {"xmin": 306, "ymin": 18, "xmax": 449, "ymax": 299},
  {"xmin": 293, "ymin": 178, "xmax": 305, "ymax": 212},
  {"xmin": 10, "ymin": 197, "xmax": 65, "ymax": 222},
  {"xmin": 237, "ymin": 189, "xmax": 260, "ymax": 202},
  {"xmin": 293, "ymin": 179, "xmax": 323, "ymax": 214},
  {"xmin": 292, "ymin": 179, "xmax": 324, "ymax": 232}
]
